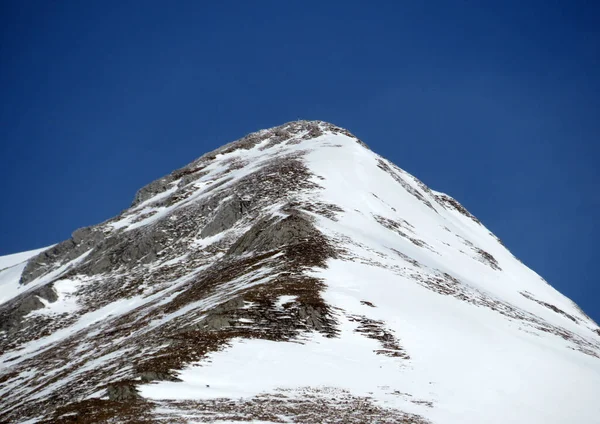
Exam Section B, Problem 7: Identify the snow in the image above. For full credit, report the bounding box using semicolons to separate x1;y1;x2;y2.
0;245;51;271
2;124;599;423
132;182;180;211
142;257;600;424
101;131;318;235
0;245;54;305
0;245;81;307
317;260;600;424
191;232;229;249
0;261;30;305
274;295;297;309
141;318;409;402
31;278;82;315
302;133;595;331
139;129;600;423
1;293;147;365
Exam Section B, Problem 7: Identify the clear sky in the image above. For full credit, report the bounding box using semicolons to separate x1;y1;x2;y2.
1;1;598;322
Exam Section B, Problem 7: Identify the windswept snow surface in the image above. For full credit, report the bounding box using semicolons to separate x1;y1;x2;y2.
141;130;600;423
1;121;599;423
0;245;53;305
0;246;52;271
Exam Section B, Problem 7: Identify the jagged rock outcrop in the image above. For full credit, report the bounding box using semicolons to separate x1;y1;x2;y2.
0;283;58;334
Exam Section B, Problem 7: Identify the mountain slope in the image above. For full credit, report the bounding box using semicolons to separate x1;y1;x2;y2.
1;121;599;423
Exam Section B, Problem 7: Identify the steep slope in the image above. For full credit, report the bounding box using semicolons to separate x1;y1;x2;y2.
1;121;599;423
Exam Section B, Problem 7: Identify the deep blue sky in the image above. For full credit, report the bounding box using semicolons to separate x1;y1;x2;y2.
1;1;598;322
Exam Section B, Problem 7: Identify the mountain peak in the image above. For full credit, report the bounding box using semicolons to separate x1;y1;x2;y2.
131;119;366;208
1;122;599;423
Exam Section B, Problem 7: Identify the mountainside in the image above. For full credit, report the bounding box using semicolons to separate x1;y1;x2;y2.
1;120;599;424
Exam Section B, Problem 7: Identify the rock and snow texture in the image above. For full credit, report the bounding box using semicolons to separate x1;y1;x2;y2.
1;120;599;423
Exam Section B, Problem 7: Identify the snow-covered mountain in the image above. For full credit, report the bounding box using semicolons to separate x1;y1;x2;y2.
1;121;599;423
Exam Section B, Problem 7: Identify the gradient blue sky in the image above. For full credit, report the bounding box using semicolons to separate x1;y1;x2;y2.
1;1;598;321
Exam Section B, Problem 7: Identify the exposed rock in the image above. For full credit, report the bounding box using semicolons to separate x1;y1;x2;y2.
197;298;246;331
130;120;364;210
132;177;175;207
475;248;502;271
228;212;318;256
0;283;57;334
2;120;597;424
200;196;252;238
435;193;481;225
348;314;410;359
521;291;579;323
106;382;142;401
136;371;181;383
376;159;436;211
19;227;103;285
